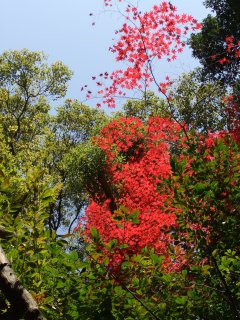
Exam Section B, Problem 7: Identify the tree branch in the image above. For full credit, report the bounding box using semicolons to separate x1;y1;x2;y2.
212;254;240;319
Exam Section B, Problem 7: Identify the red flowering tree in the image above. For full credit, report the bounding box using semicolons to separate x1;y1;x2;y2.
77;116;182;268
84;1;201;107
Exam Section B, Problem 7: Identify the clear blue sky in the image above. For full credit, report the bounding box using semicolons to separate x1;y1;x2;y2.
0;0;211;108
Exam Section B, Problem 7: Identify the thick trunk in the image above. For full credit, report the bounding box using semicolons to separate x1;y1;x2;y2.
0;245;47;320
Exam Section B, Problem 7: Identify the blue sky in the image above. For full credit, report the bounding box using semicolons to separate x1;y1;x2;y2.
0;0;211;109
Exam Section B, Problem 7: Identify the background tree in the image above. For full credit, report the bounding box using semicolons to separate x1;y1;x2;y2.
0;49;109;319
46;100;109;233
0;141;86;319
0;49;72;156
170;70;228;133
190;0;240;88
120;70;227;134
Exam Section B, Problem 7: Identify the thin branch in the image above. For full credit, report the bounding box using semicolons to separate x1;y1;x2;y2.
212;254;240;319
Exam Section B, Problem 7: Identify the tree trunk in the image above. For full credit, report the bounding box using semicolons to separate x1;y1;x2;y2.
0;245;47;320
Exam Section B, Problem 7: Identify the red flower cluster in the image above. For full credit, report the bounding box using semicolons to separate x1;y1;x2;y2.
78;117;181;267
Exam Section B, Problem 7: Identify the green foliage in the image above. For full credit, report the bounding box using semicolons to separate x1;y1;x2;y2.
0;133;85;319
74;241;234;320
0;48;109;233
170;70;227;133
0;49;72;99
119;91;169;122
0;49;72;156
168;133;240;318
46;100;109;232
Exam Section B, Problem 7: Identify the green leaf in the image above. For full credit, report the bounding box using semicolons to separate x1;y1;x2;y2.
90;227;100;240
